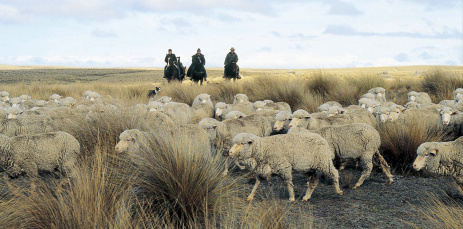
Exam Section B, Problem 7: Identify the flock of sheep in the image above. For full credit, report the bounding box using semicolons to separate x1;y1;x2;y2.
1;86;463;202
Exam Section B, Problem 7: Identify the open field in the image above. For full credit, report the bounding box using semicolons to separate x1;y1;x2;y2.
1;65;463;228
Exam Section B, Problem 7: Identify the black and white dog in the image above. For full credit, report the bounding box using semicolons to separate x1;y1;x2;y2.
147;87;161;99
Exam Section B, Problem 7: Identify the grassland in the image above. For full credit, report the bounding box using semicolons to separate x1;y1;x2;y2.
1;64;463;228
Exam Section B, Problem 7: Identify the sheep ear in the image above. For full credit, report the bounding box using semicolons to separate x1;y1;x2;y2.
452;111;459;115
247;139;253;144
212;124;218;129
430;150;437;156
339;109;346;114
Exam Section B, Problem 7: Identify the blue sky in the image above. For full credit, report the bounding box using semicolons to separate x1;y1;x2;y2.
0;0;461;68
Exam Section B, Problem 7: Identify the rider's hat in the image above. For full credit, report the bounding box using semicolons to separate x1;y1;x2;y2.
168;49;172;51
197;48;201;52
230;47;235;51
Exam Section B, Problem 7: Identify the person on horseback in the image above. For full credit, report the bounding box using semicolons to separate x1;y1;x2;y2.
187;48;207;80
224;47;240;78
164;49;180;78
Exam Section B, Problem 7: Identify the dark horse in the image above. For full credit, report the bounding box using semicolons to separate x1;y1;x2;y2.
189;64;206;85
165;57;182;83
224;62;240;81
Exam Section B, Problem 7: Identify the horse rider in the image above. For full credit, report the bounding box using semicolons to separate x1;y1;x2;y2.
224;47;239;77
187;48;207;80
164;49;180;78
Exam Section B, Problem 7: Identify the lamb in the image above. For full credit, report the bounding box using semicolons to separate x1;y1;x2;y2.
229;132;343;202
0;91;10;102
0;132;80;179
368;87;386;103
289;124;394;188
408;91;432;104
272;111;293;133
191;93;214;123
289;109;375;130
413;137;463;194
224;111;246;120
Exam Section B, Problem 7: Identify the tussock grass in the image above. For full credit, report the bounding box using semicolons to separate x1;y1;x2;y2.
410;193;463;229
422;69;463;102
378;118;445;172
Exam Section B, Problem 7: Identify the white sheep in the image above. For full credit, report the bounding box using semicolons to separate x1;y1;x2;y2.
454;88;463;101
61;97;77;108
289;109;375;130
233;94;249;104
318;101;342;113
0;91;10;102
214;101;255;120
156;96;172;104
5;107;23;119
358;98;373;109
147;101;163;112
0;132;80;179
229;132;343;202
272;111;293;133
224;111;247;120
367;87;386;103
199;115;273;175
162;102;192;125
19;95;31;102
9;97;22;108
361;93;375;101
439;100;455;107
404;101;421;109
253;101;266;111
191;93;214;123
408;91;432;104
413;136;463;194
454;100;463;112
262;100;291;112
290;124;394;188
437;107;463;137
49;94;62;103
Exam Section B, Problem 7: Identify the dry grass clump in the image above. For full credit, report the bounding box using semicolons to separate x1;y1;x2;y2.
0;151;142;229
421;69;463;102
410;193;463;229
378;118;445;172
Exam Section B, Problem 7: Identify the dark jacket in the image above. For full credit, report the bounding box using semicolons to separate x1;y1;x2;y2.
224;52;238;65
192;54;205;66
165;54;177;64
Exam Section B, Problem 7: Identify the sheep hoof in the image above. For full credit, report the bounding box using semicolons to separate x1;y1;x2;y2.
386;180;394;186
338;191;344;196
222;171;228;176
302;196;310;201
289;197;296;202
247;197;254;202
352;184;360;189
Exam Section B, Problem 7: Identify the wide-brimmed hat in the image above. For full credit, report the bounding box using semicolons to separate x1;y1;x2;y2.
230;47;235;51
197;48;201;52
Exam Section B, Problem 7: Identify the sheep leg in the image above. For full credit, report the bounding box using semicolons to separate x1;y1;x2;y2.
339;161;348;170
374;150;394;185
302;172;319;201
22;160;39;190
326;161;344;196
222;156;230;176
247;176;262;202
353;155;373;189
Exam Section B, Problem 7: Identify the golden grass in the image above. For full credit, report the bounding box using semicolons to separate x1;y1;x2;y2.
410;193;463;229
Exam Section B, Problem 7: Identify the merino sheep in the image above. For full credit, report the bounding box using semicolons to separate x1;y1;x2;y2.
272;111;293;133
0;91;10;102
224;111;246;120
358;98;373;109
454;100;463;112
199;115;273;174
19;95;31;102
156;96;172;104
318;101;342;113
9;97;22;108
408;91;432;104
147;101;163;112
289;109;375;130
0;132;80;179
454;88;463;100
413;137;463;193
191;94;214;123
437;107;463;137
141;111;176;128
214;101;255;120
374;107;390;123
253;101;266;111
49;94;62;103
361;93;375;101
116;127;210;162
5;107;23;119
290;124;394;188
262;100;292;112
229;132;343;202
61;97;77;108
368;87;386;103
404;101;421;109
233;94;249;104
162;102;192;125
439;100;455;107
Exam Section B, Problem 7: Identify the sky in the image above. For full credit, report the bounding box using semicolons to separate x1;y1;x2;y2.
0;0;462;69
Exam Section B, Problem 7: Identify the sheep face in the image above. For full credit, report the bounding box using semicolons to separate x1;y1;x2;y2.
6;107;22;119
438;107;458;126
225;111;245;120
233;94;249;104
253;101;266;111
50;94;62;102
455;94;463;103
0;91;9;102
214;102;227;117
147;101;163;112
413;143;441;172
362;93;375;100
289;110;311;128
9;98;21;107
408;91;419;102
115;130;139;153
19;95;31;102
229;133;256;158
158;96;172;104
198;118;220;141
194;94;212;106
273;111;292;131
387;106;405;122
327;106;344;117
375;109;389;123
